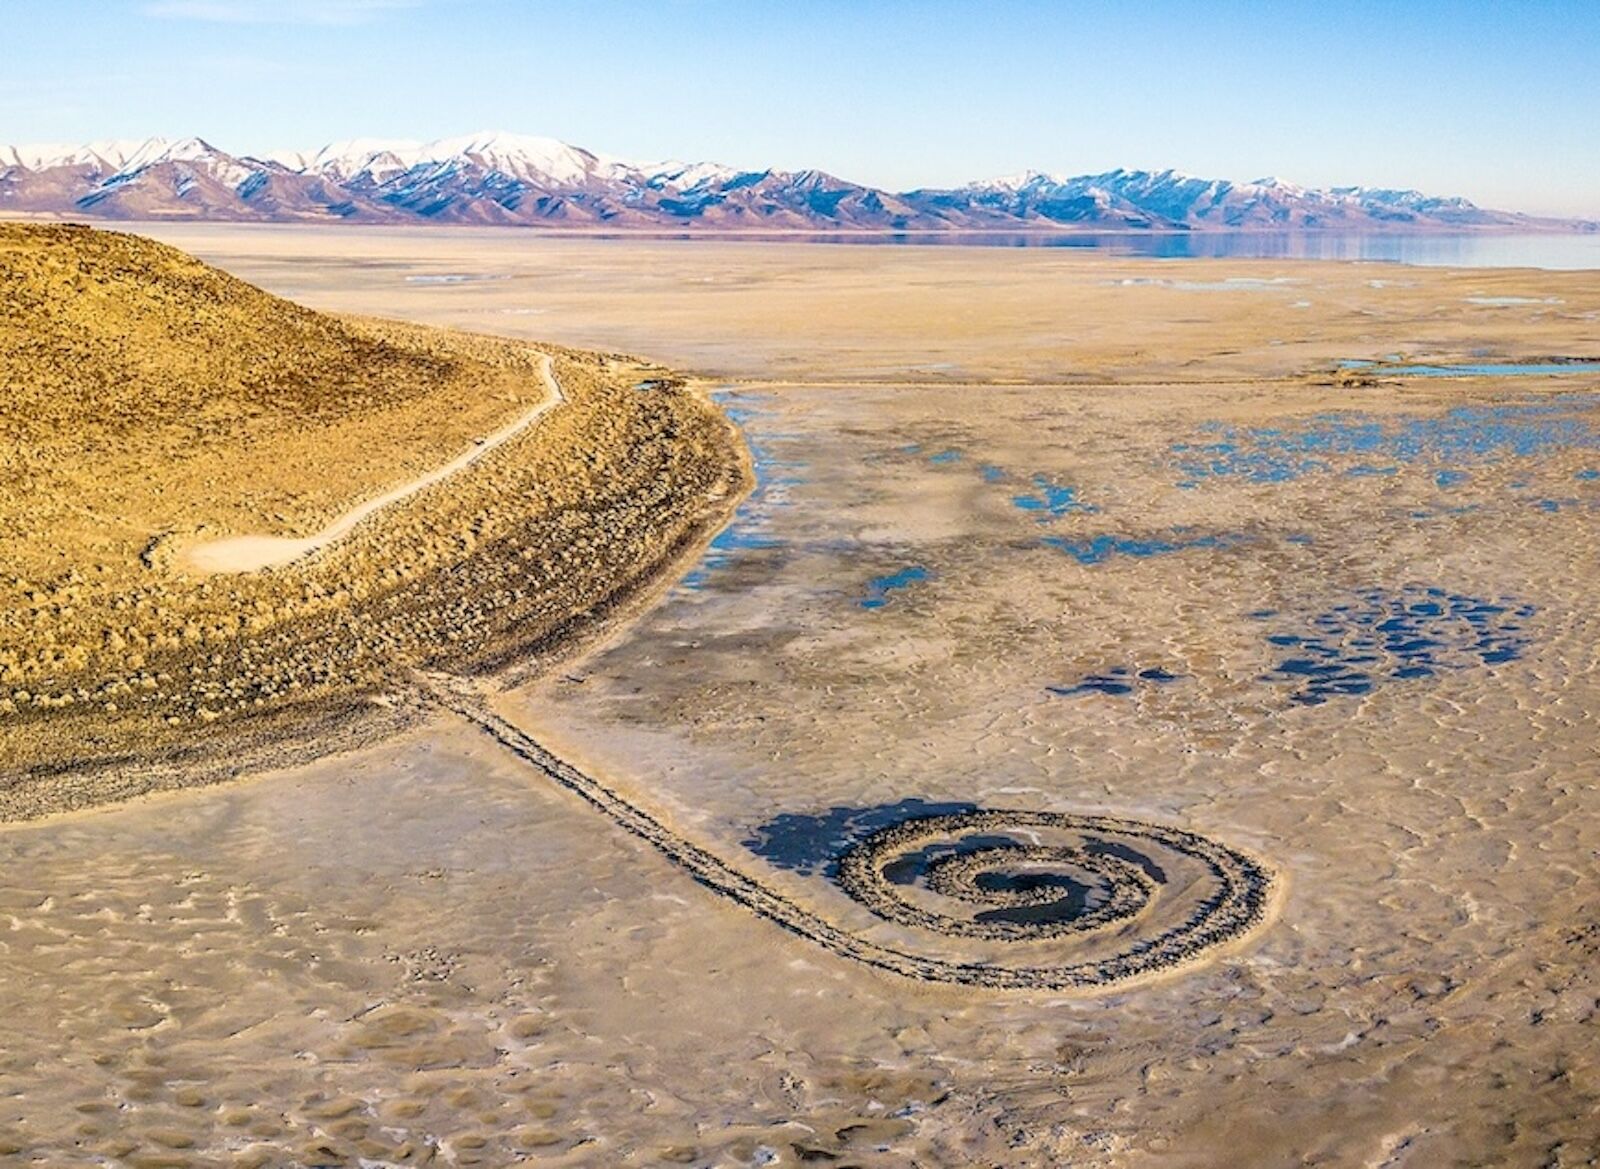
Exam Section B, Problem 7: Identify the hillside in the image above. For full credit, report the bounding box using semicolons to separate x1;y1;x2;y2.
3;133;1590;232
0;223;747;812
1;223;530;580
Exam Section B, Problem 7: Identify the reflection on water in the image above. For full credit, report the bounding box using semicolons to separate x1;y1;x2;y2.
1258;586;1535;705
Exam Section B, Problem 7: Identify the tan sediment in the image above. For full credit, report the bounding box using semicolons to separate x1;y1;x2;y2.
113;222;1600;386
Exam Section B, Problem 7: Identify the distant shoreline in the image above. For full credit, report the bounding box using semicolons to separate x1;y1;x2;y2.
3;209;1595;238
36;216;1600;271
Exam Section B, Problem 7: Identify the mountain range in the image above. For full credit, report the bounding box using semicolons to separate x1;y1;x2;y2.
1;131;1588;233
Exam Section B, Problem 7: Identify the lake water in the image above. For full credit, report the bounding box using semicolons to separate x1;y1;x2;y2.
614;231;1600;270
1356;361;1600;377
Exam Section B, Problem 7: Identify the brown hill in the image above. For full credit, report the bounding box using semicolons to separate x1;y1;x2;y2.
0;223;747;813
2;222;527;579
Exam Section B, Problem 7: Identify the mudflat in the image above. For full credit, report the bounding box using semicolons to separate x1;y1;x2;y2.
3;226;1599;1166
123;222;1600;382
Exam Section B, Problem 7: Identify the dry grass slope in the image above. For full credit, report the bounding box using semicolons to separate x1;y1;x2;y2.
0;224;749;815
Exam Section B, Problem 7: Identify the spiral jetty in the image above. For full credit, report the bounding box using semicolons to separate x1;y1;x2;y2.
428;675;1278;993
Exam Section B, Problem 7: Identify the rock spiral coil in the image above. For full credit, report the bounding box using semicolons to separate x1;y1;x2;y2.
430;679;1278;991
835;810;1275;985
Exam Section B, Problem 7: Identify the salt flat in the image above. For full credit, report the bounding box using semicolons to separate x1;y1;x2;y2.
117;223;1600;383
3;227;1598;1166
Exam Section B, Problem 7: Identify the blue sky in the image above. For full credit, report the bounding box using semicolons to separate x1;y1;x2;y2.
3;0;1597;216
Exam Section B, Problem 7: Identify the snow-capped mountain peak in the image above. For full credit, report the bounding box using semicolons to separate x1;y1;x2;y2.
967;169;1069;193
268;130;639;189
266;138;423;181
417;131;607;184
633;159;741;189
0;130;1563;231
5;138;176;173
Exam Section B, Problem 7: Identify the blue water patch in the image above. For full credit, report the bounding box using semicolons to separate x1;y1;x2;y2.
1174;394;1600;486
1048;665;1184;698
402;273;508;285
1578;469;1600;481
928;449;963;465
860;565;930;609
1260;586;1535;705
1042;530;1253;566
743;798;980;876
1171;434;1329;483
1012;475;1097;518
1347;360;1600;378
980;464;1007;483
680;394;801;591
1436;469;1471;488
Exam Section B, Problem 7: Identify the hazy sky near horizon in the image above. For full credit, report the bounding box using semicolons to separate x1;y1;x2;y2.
3;0;1597;217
